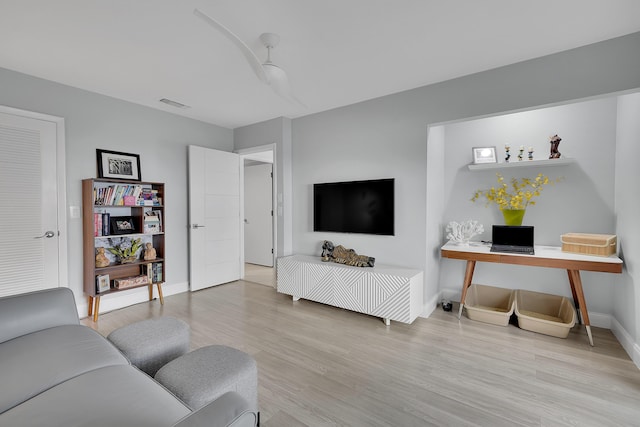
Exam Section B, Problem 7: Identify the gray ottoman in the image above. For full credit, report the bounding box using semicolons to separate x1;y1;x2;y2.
107;317;190;376
154;345;258;412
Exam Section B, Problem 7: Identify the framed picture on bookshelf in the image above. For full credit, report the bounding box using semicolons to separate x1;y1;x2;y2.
96;274;110;293
110;216;137;235
97;149;142;181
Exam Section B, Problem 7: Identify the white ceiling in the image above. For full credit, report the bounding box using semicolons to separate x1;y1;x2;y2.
2;1;640;129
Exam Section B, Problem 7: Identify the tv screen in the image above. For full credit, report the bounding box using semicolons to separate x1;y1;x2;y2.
313;178;394;236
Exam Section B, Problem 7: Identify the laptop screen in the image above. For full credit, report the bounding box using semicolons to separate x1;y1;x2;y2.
492;225;534;247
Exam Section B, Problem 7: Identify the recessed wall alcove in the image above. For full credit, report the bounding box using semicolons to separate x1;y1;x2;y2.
427;90;640;329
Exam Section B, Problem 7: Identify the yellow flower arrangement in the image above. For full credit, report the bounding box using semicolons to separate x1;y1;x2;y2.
471;173;557;210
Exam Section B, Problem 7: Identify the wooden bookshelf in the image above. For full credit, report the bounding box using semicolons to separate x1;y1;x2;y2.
82;178;165;321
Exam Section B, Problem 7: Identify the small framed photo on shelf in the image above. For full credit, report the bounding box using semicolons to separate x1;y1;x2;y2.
96;274;110;293
96;149;142;181
110;216;137;235
472;146;497;164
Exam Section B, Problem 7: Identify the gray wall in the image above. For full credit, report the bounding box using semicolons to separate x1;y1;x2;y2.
614;92;640;363
438;98;617;314
0;67;233;312
290;32;640;316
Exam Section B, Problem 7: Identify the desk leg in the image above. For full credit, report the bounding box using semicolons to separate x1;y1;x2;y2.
568;269;593;346
567;270;582;324
457;260;476;319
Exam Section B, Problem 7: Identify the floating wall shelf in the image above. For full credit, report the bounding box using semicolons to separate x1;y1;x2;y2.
468;158;575;171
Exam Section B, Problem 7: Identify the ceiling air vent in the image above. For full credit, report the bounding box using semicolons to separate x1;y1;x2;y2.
159;98;190;109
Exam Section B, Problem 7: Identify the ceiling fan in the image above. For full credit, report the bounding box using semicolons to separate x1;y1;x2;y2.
194;8;305;107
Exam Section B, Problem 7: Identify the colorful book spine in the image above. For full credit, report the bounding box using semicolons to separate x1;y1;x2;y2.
94;213;102;237
102;213;110;236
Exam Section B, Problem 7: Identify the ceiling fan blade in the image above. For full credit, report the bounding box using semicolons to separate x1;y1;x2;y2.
193;8;268;84
263;63;306;108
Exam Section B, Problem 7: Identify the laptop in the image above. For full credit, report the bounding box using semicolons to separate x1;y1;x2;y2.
490;225;535;255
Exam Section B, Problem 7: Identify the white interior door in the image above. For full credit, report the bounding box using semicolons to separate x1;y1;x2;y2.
188;145;241;291
0;111;60;296
244;163;273;267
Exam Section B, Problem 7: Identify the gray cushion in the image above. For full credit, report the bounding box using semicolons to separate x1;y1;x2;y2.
0;288;79;345
0;324;128;413
108;317;190;376
0;365;191;427
155;345;258;412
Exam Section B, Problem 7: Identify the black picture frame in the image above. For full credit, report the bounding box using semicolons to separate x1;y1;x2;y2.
110;216;137;235
97;149;142;181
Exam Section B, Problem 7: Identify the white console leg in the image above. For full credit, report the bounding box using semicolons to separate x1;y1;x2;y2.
292;296;300;302
383;318;390;326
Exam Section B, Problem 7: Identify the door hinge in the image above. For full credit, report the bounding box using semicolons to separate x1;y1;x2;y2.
271;248;274;254
270;172;273;178
271;210;273;216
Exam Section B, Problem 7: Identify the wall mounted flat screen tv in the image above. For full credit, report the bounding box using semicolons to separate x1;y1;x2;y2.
313;178;394;236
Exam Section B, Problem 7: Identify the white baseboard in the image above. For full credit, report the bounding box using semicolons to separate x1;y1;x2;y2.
420;292;440;318
611;316;640;369
587;312;611;329
77;282;189;319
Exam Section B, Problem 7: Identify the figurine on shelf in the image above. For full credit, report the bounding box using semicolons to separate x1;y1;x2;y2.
320;240;375;267
528;146;534;160
143;242;157;261
95;247;110;268
504;144;511;162
517;145;524;161
549;134;562;159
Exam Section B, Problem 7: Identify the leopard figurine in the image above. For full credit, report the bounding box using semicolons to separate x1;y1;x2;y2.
320;240;375;267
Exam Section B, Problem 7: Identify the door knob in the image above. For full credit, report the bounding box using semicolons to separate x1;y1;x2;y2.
34;231;56;239
192;224;205;229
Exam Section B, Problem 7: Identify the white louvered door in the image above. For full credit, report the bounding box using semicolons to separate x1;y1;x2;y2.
0;112;59;296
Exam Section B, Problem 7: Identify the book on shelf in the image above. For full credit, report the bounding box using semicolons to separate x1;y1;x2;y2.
143;211;161;234
154;262;163;282
94;184;145;206
96;274;110;293
93;213;102;237
143;262;163;283
94;212;111;236
102;212;110;236
113;275;149;289
152;210;162;230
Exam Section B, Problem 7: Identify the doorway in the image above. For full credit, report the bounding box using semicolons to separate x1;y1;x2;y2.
238;145;277;287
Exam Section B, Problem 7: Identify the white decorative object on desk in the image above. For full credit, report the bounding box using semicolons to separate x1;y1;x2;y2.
446;220;484;245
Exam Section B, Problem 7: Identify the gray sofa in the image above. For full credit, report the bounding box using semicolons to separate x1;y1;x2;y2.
0;287;258;427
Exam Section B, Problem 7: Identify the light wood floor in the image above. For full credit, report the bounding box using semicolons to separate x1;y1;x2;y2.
82;281;640;427
243;263;276;287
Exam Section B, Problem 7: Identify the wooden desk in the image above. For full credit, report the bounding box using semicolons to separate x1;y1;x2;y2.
441;242;623;346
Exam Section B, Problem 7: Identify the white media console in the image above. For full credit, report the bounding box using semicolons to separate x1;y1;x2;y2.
277;255;424;325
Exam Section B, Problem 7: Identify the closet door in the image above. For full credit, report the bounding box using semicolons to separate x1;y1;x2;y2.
0;111;61;296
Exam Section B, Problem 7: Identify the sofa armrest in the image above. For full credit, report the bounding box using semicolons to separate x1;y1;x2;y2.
172;392;258;427
0;288;80;344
